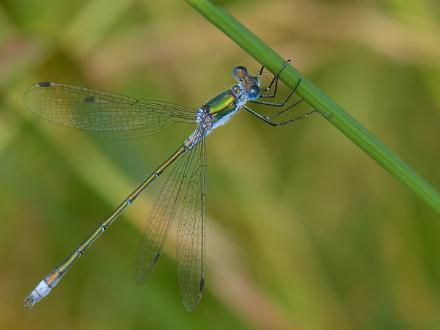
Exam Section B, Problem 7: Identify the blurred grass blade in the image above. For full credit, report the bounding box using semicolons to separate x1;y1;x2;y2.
186;0;440;215
62;0;135;55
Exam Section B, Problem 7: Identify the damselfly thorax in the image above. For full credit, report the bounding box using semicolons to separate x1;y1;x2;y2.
186;66;261;149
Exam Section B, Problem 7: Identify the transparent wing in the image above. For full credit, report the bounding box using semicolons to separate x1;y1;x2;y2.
135;146;192;283
24;82;197;139
135;130;206;312
176;135;206;311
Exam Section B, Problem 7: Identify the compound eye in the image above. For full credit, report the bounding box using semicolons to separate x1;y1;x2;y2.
247;85;260;100
232;66;248;81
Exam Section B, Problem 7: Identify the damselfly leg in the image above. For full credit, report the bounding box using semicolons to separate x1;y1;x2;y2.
245;60;315;126
257;59;291;98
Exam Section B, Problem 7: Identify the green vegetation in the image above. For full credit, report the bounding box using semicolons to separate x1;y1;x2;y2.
0;1;439;329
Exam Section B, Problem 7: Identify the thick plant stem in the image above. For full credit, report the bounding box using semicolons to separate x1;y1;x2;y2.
186;0;440;215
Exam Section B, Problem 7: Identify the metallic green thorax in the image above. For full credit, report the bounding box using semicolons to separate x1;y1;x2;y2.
206;90;236;121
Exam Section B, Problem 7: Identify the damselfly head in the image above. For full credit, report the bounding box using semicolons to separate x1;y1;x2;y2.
232;66;249;81
232;66;260;100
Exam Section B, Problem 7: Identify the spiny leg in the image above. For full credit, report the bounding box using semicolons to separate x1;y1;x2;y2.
257;59;291;82
245;78;317;126
244;105;315;127
258;59;291;99
257;67;278;97
251;78;302;108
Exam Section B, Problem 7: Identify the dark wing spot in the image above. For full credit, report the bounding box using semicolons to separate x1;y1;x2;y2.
83;95;95;103
153;251;161;265
199;276;205;293
37;81;52;87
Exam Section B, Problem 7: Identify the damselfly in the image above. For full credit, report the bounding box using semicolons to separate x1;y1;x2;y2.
23;63;313;311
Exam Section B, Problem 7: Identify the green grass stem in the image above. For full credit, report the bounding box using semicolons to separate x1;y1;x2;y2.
186;0;440;215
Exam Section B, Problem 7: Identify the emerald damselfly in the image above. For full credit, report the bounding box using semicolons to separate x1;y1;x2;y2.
23;63;313;311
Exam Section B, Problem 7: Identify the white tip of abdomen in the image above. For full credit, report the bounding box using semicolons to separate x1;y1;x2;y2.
24;280;52;309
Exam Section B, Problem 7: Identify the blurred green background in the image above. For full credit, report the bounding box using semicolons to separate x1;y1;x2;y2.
1;0;440;329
